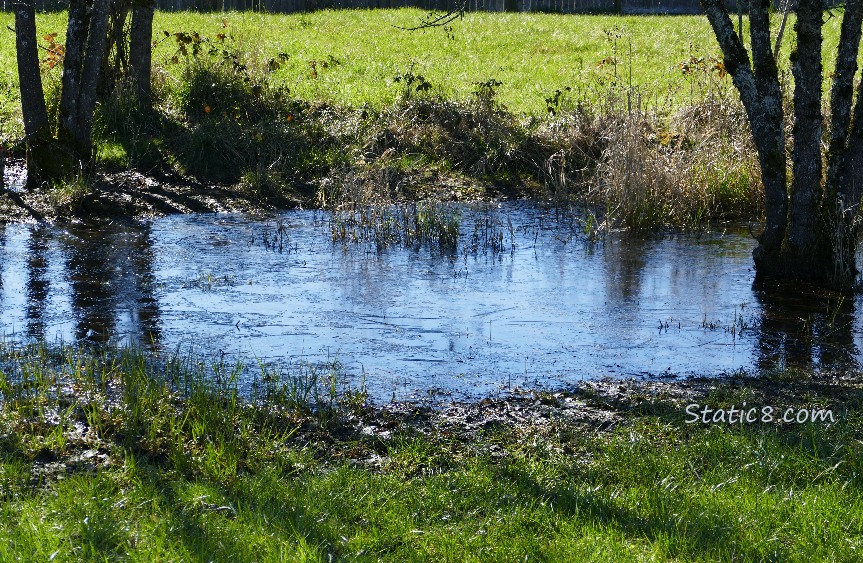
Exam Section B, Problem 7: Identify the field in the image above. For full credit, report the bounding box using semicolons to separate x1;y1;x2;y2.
0;345;860;560
0;7;853;139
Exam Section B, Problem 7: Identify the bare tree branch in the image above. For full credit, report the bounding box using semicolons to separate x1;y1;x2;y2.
394;3;467;32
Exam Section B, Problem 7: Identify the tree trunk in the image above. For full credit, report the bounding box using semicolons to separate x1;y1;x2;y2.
825;0;863;201
130;1;155;108
75;0;111;158
783;0;823;266
15;0;75;185
58;0;111;165
14;0;49;140
747;0;788;269
702;0;862;291
60;0;90;147
702;0;788;269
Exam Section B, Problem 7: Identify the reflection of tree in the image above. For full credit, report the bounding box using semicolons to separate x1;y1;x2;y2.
66;224;118;343
131;223;161;348
64;222;161;348
26;225;50;340
603;235;648;302
753;279;858;371
0;226;4;300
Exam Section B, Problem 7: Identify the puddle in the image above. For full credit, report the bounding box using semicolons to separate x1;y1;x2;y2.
0;203;859;401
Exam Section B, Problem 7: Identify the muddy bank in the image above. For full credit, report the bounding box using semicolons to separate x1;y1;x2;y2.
0;161;310;223
0;159;526;224
25;369;860;485
310;370;856;466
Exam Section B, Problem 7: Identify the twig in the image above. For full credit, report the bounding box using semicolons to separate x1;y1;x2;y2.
393;2;467;31
773;0;792;60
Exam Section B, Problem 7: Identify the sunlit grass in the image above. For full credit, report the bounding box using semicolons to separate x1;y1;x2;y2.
0;9;849;227
0;7;853;135
0;343;861;559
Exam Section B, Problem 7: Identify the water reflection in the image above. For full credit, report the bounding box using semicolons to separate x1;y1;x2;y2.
0;206;860;400
131;223;161;348
753;278;858;370
60;222;162;348
0;225;4;309
603;235;649;302
26;226;50;340
65;224;121;342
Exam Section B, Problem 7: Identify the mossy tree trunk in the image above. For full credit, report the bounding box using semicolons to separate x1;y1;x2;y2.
701;0;863;292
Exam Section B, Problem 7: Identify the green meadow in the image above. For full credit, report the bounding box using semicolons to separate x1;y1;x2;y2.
0;7;852;135
0;345;860;560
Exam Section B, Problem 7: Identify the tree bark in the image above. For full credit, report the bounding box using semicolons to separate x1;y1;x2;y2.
834;0;863;209
702;0;787;267
842;102;863;207
14;0;49;140
60;0;90;146
130;0;155;108
74;0;111;158
747;0;788;269
785;0;823;262
14;0;61;185
827;0;863;162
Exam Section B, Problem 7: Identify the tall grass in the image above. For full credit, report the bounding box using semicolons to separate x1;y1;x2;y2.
590;92;762;229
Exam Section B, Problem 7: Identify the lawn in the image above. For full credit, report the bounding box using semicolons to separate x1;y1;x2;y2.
0;7;853;138
0;344;861;560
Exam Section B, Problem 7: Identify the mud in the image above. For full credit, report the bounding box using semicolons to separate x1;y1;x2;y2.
0;161;514;224
0;161;313;223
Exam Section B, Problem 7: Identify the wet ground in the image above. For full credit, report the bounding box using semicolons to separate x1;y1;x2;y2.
1;201;860;402
0;161;310;223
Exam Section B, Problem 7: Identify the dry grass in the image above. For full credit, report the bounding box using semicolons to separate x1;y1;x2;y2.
525;87;762;231
591;96;762;229
311;88;762;234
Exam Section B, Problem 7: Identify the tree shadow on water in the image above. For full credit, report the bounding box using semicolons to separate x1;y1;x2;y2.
62;221;162;349
25;225;50;340
752;277;860;373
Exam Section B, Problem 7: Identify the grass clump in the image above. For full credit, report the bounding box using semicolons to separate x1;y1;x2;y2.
327;199;462;251
589;93;762;229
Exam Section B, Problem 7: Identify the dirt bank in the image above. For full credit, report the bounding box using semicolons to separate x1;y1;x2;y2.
0;161;315;223
0;160;530;224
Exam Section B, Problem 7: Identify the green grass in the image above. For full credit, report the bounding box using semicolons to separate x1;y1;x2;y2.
151;10;726;112
0;343;861;560
0;7;853;129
